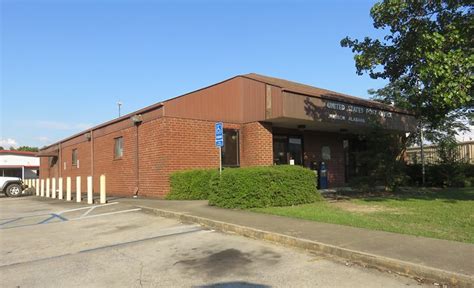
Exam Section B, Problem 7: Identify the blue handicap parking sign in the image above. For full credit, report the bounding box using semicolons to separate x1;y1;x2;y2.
215;122;223;147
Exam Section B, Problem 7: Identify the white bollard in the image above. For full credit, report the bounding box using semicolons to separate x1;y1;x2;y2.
76;176;81;203
58;177;63;200
35;179;40;196
28;179;32;187
100;174;106;204
66;177;72;201
40;179;45;197
87;176;93;204
46;178;50;198
52;178;56;199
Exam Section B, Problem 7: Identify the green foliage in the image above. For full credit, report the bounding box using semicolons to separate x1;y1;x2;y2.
209;165;321;209
166;169;218;200
253;187;474;243
6;146;39;152
349;125;408;190
16;146;39;152
341;0;473;134
406;162;474;187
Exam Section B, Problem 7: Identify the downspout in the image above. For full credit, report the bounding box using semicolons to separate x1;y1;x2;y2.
58;143;62;178
131;114;142;196
90;129;94;191
135;122;140;195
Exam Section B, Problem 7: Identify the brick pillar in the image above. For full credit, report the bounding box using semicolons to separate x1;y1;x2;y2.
241;121;273;167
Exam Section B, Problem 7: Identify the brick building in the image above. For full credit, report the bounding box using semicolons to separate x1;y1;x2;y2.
38;73;416;197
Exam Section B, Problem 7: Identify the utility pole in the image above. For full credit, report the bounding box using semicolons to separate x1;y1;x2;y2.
117;101;122;117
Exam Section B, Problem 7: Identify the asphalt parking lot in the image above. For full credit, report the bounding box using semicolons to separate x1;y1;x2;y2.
0;196;427;288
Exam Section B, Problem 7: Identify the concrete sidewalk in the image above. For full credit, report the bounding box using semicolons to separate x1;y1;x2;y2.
118;198;474;287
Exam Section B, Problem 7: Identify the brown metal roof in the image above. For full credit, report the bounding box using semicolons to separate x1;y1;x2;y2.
241;73;412;115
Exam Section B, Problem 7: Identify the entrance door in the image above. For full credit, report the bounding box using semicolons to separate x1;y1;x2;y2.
288;137;303;165
273;135;303;165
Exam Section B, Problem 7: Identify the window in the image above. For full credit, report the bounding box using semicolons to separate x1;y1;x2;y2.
114;137;124;159
72;149;78;166
221;129;239;167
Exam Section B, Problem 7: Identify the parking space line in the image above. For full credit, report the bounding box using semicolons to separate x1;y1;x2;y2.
0;227;203;268
0;217;22;226
79;206;97;218
69;208;142;221
56;202;119;215
38;213;68;224
79;226;202;253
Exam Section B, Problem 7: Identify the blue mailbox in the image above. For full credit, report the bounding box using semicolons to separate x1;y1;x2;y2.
319;161;328;189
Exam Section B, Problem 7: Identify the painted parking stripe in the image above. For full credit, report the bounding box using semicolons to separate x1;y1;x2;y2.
38;213;68;224
0;202;119;222
69;208;142;221
0;227;203;268
0;217;22;226
56;202;119;215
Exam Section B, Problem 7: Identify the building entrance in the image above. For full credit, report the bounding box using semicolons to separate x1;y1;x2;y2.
273;135;303;165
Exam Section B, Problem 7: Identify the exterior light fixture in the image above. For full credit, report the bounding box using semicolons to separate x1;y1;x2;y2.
84;132;92;141
131;114;143;124
297;125;306;131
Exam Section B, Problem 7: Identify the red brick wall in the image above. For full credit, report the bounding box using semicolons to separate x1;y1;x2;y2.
93;126;137;196
59;138;92;193
39;157;59;179
303;131;346;187
39;116;346;198
241;121;273;167
137;117;242;198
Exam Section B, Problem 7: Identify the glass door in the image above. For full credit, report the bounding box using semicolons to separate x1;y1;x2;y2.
288;137;303;165
273;135;303;165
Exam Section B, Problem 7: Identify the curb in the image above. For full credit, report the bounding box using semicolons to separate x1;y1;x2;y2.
138;205;473;288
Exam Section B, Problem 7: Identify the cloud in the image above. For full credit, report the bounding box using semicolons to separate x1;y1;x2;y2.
36;121;93;131
0;138;18;148
36;136;51;143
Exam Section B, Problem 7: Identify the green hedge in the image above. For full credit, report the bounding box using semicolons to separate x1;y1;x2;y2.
166;169;218;200
406;163;474;187
209;165;321;208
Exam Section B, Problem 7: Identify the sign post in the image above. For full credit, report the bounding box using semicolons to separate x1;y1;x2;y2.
215;122;224;175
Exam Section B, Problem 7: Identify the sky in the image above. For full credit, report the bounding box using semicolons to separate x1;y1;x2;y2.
2;0;469;148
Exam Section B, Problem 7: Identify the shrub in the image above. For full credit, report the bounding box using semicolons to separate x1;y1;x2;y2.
406;163;474;187
208;165;321;209
166;169;218;200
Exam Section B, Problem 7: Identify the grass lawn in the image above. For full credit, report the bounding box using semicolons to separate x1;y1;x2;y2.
251;188;474;243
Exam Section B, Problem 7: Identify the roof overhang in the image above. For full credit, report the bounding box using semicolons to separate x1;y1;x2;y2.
36;146;59;157
267;91;417;133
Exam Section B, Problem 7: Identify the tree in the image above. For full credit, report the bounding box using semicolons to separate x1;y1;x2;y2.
16;146;39;152
0;146;4;150
7;146;39;152
341;0;473;139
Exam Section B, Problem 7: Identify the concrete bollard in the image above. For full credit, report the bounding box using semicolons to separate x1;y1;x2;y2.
46;178;50;198
100;174;106;204
40;179;45;197
66;177;72;201
76;176;81;203
87;176;93;204
58;177;63;200
36;179;40;196
52;178;56;199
